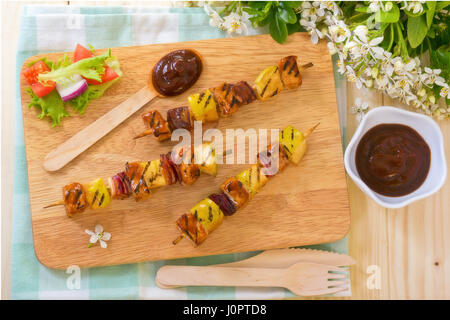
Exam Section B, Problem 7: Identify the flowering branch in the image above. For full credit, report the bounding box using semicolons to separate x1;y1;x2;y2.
202;1;450;118
298;1;449;118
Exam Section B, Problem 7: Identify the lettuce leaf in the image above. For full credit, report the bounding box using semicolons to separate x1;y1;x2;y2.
26;88;69;127
68;58;122;114
68;77;120;114
38;49;111;83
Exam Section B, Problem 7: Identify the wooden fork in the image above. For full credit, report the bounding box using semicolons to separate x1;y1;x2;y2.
156;262;350;296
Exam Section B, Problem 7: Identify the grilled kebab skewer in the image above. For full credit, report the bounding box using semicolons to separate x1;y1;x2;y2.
134;56;313;141
44;143;218;217
173;123;319;246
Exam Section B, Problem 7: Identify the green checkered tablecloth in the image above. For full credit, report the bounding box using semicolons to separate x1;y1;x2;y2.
12;6;349;299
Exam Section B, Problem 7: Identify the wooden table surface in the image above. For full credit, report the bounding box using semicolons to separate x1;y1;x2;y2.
2;0;449;300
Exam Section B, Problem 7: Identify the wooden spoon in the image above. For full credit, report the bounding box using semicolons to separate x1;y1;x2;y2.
43;49;203;172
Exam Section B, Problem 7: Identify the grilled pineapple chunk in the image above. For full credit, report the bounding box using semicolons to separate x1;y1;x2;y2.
85;178;111;209
194;142;218;176
254;66;283;100
236;164;268;196
279;125;307;164
190;198;224;234
188;89;219;122
143;159;167;189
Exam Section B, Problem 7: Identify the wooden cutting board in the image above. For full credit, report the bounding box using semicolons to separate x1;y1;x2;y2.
20;33;350;269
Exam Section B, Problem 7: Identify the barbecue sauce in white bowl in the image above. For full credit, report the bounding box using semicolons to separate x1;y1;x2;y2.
355;123;431;197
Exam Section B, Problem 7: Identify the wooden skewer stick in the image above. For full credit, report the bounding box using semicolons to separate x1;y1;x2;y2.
304;122;320;138
299;62;314;71
172;233;185;245
133;129;154;140
43;200;64;209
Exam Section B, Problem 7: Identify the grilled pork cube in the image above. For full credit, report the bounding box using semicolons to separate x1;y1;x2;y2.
220;177;250;209
210;82;240;116
278;56;302;89
85;178;112;209
188;89;219;122
125;162;152;201
253;66;283;100
209;192;237;216
231;81;257;105
170;143;195;165
108;172;132;200
141;110;172;141
179;162;201;185
194;142;218;176
257;143;290;176
143;159;167;189
236;164;268;196
279;125;307;164
175;213;209;246
62;182;87;216
167;106;195;132
190;198;224;235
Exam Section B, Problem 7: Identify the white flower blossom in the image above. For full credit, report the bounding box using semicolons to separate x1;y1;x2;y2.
204;4;226;31
222;12;248;36
301;1;325;18
322;1;341;16
402;1;426;14
351;98;370;122
300;16;323;44
422;67;447;87
85;224;111;248
328;20;351;43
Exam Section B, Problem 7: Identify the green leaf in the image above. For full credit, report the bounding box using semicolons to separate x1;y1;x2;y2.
263;2;273;13
287;21;301;35
436;1;450;11
26;57;54;68
407;15;428;48
242;7;262;16
69;78;120;114
26;88;69;127
282;1;301;9
355;6;369;13
68;58;122;114
426;1;436;28
278;6;297;24
39;49;112;83
248;1;267;10
375;4;400;23
269;11;288;44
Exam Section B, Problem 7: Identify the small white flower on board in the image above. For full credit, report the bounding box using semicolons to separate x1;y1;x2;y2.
85;224;111;248
351;98;370;123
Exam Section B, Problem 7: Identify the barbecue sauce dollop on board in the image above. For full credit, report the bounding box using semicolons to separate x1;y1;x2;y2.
151;49;203;96
355;124;430;197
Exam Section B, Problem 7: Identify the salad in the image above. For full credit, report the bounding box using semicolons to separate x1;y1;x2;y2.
23;44;123;127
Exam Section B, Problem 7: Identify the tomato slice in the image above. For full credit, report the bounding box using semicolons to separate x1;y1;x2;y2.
31;82;56;98
85;65;119;85
73;44;94;62
23;60;50;84
73;44;119;85
22;60;56;97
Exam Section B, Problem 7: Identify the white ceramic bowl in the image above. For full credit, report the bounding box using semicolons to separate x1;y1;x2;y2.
344;106;447;209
